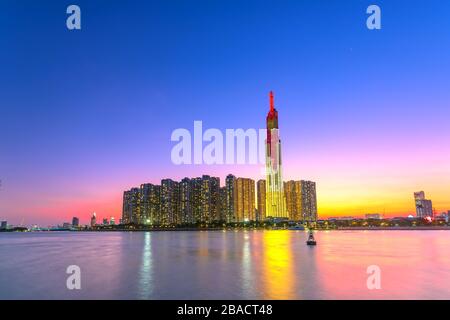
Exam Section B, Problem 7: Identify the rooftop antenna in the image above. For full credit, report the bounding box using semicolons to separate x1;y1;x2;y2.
269;91;275;112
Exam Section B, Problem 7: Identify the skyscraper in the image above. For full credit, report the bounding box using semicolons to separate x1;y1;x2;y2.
90;212;97;227
219;186;227;222
284;180;317;222
161;179;180;226
235;178;256;222
122;187;140;224
265;91;287;218
284;180;301;221
257;179;266;221
414;191;433;218
140;183;161;225
300;180;318;222
179;178;194;224
225;174;237;223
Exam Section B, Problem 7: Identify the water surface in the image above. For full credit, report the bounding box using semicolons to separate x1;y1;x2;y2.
0;230;449;299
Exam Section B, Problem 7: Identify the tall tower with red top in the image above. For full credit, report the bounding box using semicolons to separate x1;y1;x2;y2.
265;91;287;218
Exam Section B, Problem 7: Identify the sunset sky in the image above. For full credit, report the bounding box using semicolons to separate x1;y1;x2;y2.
1;0;449;225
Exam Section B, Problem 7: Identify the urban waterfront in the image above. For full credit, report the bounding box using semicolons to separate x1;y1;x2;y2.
1;230;450;300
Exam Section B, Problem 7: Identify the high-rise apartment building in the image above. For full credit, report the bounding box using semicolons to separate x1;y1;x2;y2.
179;178;193;224
284;180;317;222
122;188;140;224
225;174;237;222
300;180;318;222
284;180;301;221
161;179;180;225
257;179;266;221
236;178;255;222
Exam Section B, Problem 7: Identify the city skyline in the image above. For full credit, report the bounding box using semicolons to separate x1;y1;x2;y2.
1;1;450;225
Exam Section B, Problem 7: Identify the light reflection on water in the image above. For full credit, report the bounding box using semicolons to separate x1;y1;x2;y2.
1;230;450;299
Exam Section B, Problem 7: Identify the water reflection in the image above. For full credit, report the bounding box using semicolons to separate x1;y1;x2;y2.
262;231;295;299
138;232;153;298
241;231;252;295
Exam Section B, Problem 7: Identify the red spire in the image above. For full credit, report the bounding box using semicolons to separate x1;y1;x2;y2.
269;91;274;112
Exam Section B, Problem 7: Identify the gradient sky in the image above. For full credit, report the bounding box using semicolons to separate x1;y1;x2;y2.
1;0;449;225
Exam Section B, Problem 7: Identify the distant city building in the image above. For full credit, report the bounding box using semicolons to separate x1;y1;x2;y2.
179;178;193;224
200;175;221;223
284;180;301;221
102;218;108;225
235;178;255;222
284;180;317;222
160;179;180;226
414;191;433;218
265;91;287;218
1;221;7;230
90;212;97;227
140;183;161;225
225;174;237;223
122;188;140;224
365;213;383;220
257;179;266;221
300;181;318;222
62;222;71;229
72;217;79;227
110;216;115;225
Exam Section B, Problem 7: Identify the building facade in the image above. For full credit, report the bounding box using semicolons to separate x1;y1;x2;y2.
161;179;180;225
225;174;237;222
235;178;255;222
284;180;301;221
257;179;266;221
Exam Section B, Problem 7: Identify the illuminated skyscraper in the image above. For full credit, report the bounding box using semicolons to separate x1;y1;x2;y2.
284;180;317;222
161;179;179;225
122;188;140;224
219;186;227;222
284;180;301;221
140;183;160;225
256;179;266;221
265;91;287;218
179;178;193;224
236;178;255;222
225;174;237;222
300;180;318;222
